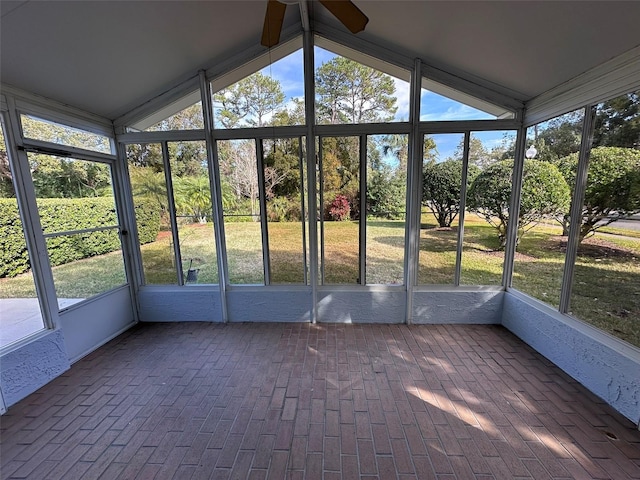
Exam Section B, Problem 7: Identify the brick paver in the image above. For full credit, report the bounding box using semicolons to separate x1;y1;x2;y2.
1;322;639;479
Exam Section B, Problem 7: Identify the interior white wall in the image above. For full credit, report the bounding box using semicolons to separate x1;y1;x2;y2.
59;287;136;363
502;291;640;424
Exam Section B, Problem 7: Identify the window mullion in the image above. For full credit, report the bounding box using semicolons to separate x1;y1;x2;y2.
454;132;471;286
559;105;596;313
298;137;309;285
256;139;271;285
359;135;367;285
161;141;184;285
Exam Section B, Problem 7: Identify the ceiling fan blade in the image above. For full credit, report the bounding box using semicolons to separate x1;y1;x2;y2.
261;0;287;47
318;0;369;34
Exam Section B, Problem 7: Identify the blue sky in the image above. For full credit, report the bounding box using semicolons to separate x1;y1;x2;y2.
258;47;510;159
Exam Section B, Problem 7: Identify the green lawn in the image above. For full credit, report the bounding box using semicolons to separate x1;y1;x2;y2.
2;215;638;347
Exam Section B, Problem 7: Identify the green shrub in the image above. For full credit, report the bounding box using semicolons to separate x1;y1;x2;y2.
553;146;640;240
0;200;30;277
0;197;160;278
135;198;162;244
467;159;570;248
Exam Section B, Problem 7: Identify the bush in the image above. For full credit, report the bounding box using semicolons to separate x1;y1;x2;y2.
0;200;30;277
267;197;302;222
134;198;162;244
422;160;479;227
327;194;351;221
0;197;161;278
553;146;640;240
467;159;570;248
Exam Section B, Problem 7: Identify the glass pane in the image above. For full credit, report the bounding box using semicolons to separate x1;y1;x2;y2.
263;137;306;284
315;47;409;124
168;141;218;284
570;91;640;348
366;135;406;284
213;49;304;129
126;143;177;284
512;110;583;307
321;136;360;284
0;122;47;347
28;153;127;308
462;131;517;285
21;114;111;154
46;231;126;301
418;133;465;284
218;139;264;284
420;79;514;121
146;101;204;131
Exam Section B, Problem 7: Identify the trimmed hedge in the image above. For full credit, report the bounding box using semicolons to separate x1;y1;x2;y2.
0;197;160;278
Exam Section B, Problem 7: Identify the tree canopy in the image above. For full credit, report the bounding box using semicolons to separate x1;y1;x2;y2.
316;56;397;124
554;146;640;240
467;159;570;247
422;160;480;227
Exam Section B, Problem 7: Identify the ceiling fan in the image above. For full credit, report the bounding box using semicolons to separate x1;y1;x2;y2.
261;0;369;48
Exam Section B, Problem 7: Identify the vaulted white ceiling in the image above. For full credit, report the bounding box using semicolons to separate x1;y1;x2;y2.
2;1;639;121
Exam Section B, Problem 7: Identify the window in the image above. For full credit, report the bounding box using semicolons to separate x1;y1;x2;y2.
29;153;127;308
420;79;515;121
218;139;265;284
462;131;516;285
146;102;204;132
512;110;584;307
263;137;308;284
319;135;407;285
0;121;47;347
21;114;112;154
419;133;465;284
127;143;177;284
127;141;219;285
366;135;407;284
569;91;640;347
315;47;410;124
320;136;360;283
212;49;305;129
169;141;217;284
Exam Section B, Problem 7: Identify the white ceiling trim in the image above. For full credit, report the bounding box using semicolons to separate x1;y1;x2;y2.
2;84;114;137
525;45;640;126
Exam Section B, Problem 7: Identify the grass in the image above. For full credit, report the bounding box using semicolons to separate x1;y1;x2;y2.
2;214;638;347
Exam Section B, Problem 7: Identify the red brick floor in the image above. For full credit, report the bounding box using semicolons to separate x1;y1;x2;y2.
1;323;639;479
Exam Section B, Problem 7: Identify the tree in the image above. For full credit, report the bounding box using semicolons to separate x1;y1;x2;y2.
173;176;212;224
593;90;640;149
453;136;493;169
467;159;570;248
315;57;397;124
128;166;169;218
147;103;204;131
213;72;286;128
554;147;640;241
422;160;480;227
29;154;112;198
